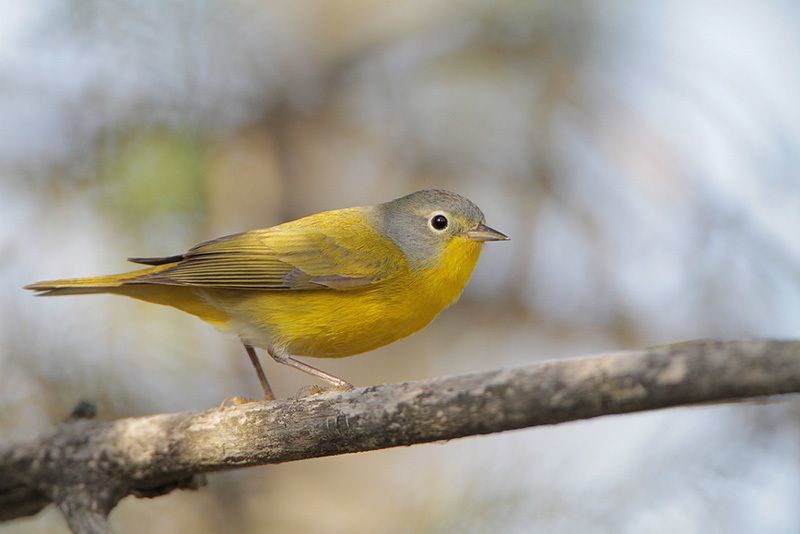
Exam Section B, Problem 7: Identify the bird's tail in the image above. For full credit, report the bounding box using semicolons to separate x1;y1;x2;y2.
24;266;168;296
24;265;230;326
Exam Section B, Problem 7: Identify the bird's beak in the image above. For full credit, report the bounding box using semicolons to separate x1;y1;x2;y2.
465;223;510;242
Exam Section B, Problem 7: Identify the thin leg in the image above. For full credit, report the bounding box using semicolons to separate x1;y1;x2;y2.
267;346;354;389
243;344;275;400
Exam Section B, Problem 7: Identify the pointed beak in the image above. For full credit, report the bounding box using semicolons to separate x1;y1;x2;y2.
465;223;510;242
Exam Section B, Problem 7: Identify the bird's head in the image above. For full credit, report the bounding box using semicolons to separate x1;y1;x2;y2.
375;189;508;265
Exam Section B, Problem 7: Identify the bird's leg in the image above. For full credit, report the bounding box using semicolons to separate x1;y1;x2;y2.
243;343;275;400
267;346;354;390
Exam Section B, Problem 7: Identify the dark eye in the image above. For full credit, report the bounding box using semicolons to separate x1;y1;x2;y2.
430;214;448;231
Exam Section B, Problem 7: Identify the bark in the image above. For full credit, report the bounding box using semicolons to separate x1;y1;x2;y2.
1;339;799;532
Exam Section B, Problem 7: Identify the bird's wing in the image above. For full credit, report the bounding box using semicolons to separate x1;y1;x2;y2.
129;209;401;290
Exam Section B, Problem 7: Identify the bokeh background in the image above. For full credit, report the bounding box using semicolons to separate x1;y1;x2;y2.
2;1;800;532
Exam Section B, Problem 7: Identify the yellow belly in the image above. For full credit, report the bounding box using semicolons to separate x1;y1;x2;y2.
203;237;483;357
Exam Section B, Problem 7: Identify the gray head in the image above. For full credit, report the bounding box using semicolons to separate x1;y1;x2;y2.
374;189;508;263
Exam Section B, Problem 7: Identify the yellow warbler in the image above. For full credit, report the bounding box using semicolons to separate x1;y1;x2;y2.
26;189;508;399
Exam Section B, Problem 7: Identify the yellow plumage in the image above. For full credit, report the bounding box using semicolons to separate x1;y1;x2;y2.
25;190;507;398
208;233;483;358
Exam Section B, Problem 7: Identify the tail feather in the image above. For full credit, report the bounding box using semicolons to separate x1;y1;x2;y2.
127;254;185;266
24;266;170;295
24;265;230;325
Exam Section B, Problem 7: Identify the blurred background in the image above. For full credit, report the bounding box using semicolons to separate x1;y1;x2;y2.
2;1;800;532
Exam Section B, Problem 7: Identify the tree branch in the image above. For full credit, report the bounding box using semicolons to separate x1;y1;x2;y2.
2;339;800;532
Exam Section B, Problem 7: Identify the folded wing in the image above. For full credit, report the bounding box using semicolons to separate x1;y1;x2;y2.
129;209;400;291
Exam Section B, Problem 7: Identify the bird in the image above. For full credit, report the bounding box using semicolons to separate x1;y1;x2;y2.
25;189;509;399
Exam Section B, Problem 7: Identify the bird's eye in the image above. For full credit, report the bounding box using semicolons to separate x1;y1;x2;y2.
430;214;449;231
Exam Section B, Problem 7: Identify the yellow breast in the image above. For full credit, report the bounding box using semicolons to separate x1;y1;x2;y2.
208;236;484;357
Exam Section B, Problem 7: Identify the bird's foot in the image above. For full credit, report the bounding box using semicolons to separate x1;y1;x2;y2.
295;383;355;398
218;395;259;409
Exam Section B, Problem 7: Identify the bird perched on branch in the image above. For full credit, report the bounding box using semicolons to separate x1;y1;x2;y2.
26;189;508;399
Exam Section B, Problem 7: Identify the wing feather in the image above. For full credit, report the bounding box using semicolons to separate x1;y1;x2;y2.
129;208;401;291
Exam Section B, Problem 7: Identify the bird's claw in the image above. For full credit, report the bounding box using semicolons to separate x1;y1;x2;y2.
218;395;258;409
295;383;354;398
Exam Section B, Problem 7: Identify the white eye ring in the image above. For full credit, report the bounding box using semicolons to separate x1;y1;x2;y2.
429;211;449;232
